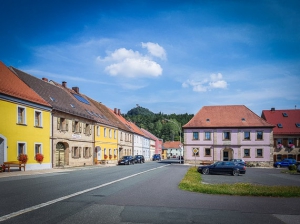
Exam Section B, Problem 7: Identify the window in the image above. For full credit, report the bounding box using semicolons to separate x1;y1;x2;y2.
277;123;283;128
34;110;42;127
256;149;263;157
96;126;100;136
244;131;250;140
120;132;123;141
17;106;26;124
205;148;211;156
296;123;300;128
18;142;26;155
223;131;231;140
282;112;288;117
104;128;107;137
83;147;91;158
57;118;69;131
193;132;199;140
114;130;116;139
256;131;263;140
35;143;42;155
288;154;293;159
109;129;112;138
276;154;282;161
204;132;211;140
277;138;282;144
72;121;81;133
288;138;294;144
192;148;199;156
244;149;250;157
72;146;81;158
84;123;92;136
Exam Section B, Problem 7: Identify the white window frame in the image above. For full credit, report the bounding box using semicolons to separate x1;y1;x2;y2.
223;131;231;140
114;130;116;139
34;110;43;127
34;143;43;156
97;126;100;136
204;132;211;140
17;105;27;125
109;129;112;138
17;141;27;156
104;128;107;137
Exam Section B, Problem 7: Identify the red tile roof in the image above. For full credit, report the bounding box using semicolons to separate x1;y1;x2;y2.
163;141;181;149
183;105;274;128
141;128;159;141
0;62;50;107
262;109;300;135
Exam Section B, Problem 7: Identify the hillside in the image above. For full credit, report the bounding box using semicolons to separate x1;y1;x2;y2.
124;106;194;142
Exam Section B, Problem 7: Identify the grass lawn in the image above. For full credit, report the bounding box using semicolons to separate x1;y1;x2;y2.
178;167;300;197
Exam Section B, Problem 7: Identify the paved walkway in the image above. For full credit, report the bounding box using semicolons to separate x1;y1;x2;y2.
0;164;117;178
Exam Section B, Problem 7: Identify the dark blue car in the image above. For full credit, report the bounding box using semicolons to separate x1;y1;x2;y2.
152;154;161;161
273;159;296;168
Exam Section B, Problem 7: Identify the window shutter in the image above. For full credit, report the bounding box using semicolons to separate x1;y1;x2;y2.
72;121;75;132
71;147;74;157
57;118;61;130
79;122;82;133
66;119;69;131
83;125;86;135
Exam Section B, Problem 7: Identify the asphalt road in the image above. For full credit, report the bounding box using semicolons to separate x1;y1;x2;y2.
0;163;299;224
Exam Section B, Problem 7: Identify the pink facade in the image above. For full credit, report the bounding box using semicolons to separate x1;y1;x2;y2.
184;128;273;165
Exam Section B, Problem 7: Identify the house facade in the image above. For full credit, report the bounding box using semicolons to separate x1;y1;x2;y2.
0;62;52;170
141;128;162;160
183;105;275;166
261;108;300;162
163;141;182;159
11;67;98;167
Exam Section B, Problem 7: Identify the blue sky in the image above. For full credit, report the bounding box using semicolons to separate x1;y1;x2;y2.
1;0;300;116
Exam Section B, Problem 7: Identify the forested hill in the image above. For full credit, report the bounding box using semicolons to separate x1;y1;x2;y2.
123;106;194;142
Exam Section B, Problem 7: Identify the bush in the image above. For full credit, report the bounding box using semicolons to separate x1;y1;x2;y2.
288;164;296;171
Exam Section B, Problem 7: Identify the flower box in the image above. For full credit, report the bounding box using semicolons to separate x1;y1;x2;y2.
35;153;44;163
104;154;108;159
288;144;295;149
18;154;28;164
277;144;283;149
109;155;112;159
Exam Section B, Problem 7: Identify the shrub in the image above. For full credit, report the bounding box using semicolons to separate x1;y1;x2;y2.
288;164;296;171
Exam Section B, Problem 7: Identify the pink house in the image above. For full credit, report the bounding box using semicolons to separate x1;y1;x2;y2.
183;105;275;166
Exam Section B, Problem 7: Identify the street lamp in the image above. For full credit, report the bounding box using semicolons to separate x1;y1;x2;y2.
164;118;183;164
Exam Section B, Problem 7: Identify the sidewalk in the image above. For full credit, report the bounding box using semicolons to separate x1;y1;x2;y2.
0;164;116;178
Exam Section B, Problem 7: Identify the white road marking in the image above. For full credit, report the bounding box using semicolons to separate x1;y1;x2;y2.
0;165;170;222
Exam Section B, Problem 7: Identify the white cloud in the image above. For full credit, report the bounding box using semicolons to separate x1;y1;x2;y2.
105;58;162;77
97;47;163;78
141;42;167;60
182;73;227;92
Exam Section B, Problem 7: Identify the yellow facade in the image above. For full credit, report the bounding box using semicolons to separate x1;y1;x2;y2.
94;124;118;162
0;99;51;170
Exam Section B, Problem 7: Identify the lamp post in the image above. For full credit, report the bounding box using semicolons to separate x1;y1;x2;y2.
164;118;183;164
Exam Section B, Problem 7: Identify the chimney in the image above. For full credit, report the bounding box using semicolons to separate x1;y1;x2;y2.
72;87;79;93
42;78;48;82
271;107;275;111
114;108;117;114
62;81;67;88
118;109;121;115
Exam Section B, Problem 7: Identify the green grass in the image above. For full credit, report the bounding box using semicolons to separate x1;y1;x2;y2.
178;167;300;197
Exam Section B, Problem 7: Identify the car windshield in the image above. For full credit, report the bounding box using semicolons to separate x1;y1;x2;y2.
122;156;130;160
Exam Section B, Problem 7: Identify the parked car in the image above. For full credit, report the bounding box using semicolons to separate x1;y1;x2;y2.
273;159;297;168
197;161;246;176
134;155;145;163
118;156;135;165
152;154;161;161
230;159;246;166
296;162;300;173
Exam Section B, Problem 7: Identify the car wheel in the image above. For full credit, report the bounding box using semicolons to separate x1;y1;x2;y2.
277;164;280;168
202;168;209;175
232;169;240;176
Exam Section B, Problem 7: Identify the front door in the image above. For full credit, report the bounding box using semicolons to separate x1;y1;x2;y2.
97;147;101;160
56;142;65;167
223;151;229;161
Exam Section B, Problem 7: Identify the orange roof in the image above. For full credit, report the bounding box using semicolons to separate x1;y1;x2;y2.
262;108;300;135
0;61;50;107
183;105;274;128
163;141;181;149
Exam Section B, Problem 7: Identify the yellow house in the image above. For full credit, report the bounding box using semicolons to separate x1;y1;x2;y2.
88;98;119;163
0;62;52;170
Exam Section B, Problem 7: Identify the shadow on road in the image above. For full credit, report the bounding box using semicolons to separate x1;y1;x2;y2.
157;159;184;164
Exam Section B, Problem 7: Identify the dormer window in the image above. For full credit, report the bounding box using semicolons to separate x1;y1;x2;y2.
206;118;210;122
282;112;288;117
296;123;300;128
277;123;283;128
242;118;245;121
